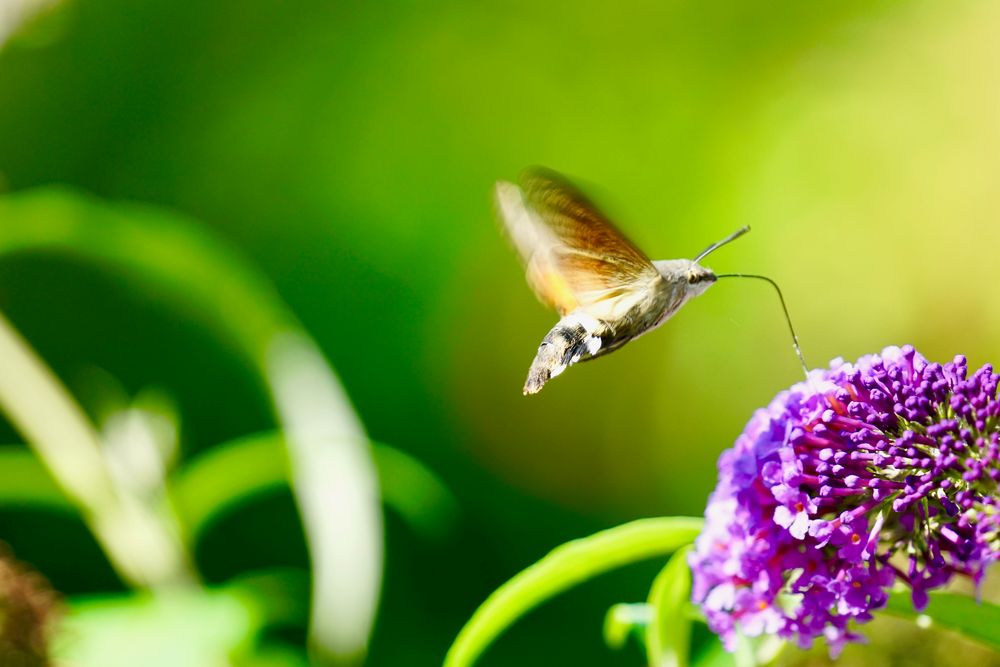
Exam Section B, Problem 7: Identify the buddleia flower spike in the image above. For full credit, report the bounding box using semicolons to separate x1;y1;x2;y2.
690;345;1000;655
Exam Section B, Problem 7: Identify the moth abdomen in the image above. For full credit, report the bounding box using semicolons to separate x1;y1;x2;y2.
523;315;604;395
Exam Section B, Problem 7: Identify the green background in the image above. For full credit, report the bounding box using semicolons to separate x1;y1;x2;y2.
1;0;999;664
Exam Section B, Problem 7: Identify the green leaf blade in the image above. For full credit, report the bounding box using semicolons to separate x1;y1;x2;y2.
882;590;1000;650
646;545;693;667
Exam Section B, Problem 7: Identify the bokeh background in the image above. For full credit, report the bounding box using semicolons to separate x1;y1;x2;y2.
0;0;999;665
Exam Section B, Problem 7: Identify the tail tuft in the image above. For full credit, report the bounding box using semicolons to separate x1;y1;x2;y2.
522;341;565;395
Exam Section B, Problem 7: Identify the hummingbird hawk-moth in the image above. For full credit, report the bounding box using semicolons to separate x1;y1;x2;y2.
495;167;806;395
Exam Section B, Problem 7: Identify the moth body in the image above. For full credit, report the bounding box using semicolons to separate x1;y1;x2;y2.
522;260;717;394
495;167;735;395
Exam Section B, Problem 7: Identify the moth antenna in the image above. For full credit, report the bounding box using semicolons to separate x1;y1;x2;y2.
694;225;751;263
715;272;809;378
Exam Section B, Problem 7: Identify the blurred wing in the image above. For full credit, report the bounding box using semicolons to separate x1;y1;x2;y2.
494;168;660;316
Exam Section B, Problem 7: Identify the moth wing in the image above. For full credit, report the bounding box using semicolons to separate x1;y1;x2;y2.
494;168;661;317
495;179;580;314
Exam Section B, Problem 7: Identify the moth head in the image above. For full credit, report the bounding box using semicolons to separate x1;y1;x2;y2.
685;262;717;296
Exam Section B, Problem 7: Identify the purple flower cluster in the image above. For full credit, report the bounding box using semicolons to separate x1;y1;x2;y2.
690;346;1000;654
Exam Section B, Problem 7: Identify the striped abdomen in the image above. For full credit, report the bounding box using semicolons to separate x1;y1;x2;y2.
522;277;691;394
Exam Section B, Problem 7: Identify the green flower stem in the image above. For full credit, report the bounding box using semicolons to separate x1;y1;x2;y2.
445;517;703;667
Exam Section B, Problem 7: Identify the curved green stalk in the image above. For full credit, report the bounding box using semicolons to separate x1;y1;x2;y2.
171;431;457;543
445;517;702;667
0;433;457;543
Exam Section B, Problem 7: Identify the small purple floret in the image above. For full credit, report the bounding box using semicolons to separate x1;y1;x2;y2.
690;346;1000;654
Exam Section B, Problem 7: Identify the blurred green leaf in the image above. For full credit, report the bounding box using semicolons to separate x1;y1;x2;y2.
170;431;456;541
0;445;71;510
0;188;382;661
55;572;311;667
882;590;1000;650
603;603;651;651
56;589;255;667
646;545;693;667
0;309;192;586
444;517;702;667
